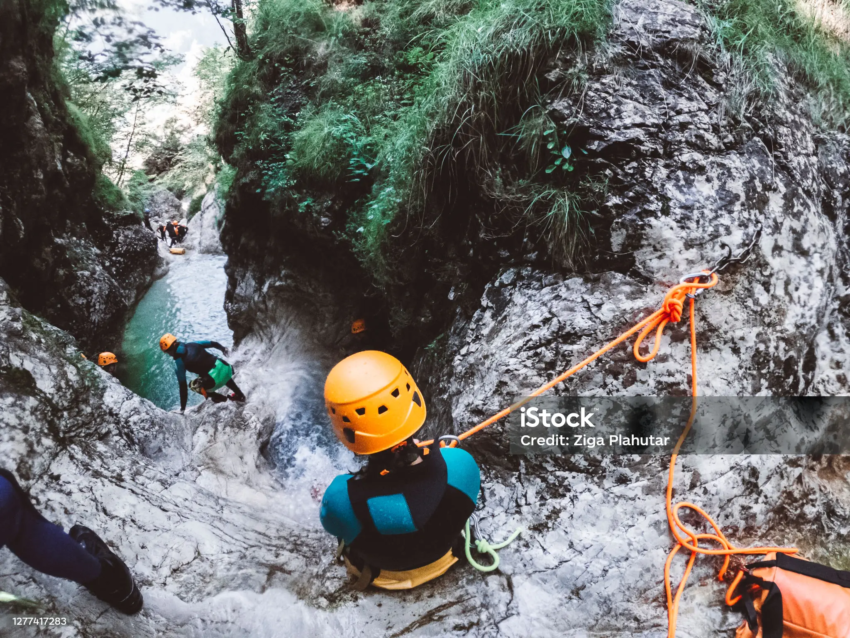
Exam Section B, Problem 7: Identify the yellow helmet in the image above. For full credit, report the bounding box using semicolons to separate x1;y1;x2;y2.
324;351;426;455
160;333;177;351
351;318;367;334
97;352;118;367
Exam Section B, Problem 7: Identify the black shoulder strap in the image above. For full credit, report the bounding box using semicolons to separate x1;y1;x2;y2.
750;553;850;588
744;552;850;638
778;552;850;587
760;583;783;638
347;476;380;537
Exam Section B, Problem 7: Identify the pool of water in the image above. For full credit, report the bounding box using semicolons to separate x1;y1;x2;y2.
118;253;233;410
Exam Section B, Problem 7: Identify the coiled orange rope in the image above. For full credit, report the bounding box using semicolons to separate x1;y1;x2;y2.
661;289;797;638
422;271;797;635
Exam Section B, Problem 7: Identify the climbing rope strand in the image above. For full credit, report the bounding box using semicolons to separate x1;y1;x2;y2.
662;296;798;638
462;519;524;573
417;269;797;635
419;274;720;447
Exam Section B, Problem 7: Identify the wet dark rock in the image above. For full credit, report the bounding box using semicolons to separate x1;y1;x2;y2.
0;0;158;351
1;0;850;635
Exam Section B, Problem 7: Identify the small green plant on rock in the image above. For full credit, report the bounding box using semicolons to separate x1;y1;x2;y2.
543;128;587;174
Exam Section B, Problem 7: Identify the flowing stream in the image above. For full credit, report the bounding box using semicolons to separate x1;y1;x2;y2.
117;252;233;410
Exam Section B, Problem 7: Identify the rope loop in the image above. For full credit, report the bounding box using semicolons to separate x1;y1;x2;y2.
463;518;524;573
413;268;795;636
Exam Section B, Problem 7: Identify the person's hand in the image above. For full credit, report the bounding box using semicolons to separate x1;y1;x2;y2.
221;347;230;356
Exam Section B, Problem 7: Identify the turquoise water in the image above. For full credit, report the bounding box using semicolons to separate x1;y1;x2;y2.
118;253;233;410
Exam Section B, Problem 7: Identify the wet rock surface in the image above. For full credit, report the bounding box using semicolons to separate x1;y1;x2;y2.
0;0;158;351
2;0;850;636
185;190;224;255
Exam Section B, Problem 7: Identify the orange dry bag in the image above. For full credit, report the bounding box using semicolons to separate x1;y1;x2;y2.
733;552;850;638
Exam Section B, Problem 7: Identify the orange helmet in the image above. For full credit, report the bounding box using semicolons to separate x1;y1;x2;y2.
324;351;426;455
97;352;118;367
160;333;177;351
351;318;367;334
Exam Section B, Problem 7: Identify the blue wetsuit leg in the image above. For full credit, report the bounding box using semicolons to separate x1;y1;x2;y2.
0;476;101;584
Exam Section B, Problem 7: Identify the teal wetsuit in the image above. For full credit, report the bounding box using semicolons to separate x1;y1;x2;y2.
170;341;242;410
320;446;480;573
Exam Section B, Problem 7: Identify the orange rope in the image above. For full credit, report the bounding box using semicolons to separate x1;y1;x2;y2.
662;296;797;637
420;275;719;447
419;271;797;635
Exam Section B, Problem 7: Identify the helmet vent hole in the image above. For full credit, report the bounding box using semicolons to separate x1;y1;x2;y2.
406;383;411;391
355;407;366;416
391;388;400;398
343;428;355;443
412;392;422;407
342;416;351;423
331;407;336;414
378;405;388;414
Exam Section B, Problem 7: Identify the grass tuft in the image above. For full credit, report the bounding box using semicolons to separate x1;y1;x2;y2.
215;0;850;292
698;0;850;127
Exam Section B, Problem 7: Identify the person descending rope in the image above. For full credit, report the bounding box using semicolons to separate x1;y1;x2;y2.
320;351;482;590
97;352;118;376
159;333;246;413
0;469;142;614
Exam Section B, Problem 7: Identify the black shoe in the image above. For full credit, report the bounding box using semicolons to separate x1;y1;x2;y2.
228;393;246;402
69;525;143;615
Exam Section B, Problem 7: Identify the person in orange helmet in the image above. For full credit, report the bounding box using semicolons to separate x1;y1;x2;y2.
159;333;245;412
319;351;480;590
96;352;118;376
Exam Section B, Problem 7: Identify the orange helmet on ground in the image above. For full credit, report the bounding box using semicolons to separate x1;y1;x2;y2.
351;318;367;334
324;351;426;455
160;333;177;351
97;352;118;367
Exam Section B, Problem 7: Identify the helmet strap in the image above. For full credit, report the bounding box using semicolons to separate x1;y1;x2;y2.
367;437;423;477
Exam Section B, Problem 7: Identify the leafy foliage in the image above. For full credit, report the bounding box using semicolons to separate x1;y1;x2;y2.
124;170;157;214
217;0;613;281
188;193;205;219
214;0;850;297
697;0;850;127
92;173;128;211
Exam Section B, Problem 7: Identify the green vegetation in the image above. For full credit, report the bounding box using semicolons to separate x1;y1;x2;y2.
215;164;237;205
698;0;850;126
214;0;850;291
65;102;112;169
92;173;129;212
125;170;157;215
217;0;613;282
188;194;205;219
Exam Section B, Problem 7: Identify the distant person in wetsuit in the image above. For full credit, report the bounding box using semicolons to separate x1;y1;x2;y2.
159;333;246;413
0;468;143;614
165;220;188;247
158;224;167;242
165;220;180;246
97;352;118;376
320;351;480;590
142;208;153;231
177;218;188;242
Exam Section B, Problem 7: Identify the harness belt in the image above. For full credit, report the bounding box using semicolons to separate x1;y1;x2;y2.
343;550;458;591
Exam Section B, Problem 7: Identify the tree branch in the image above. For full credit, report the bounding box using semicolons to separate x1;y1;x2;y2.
204;0;239;57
